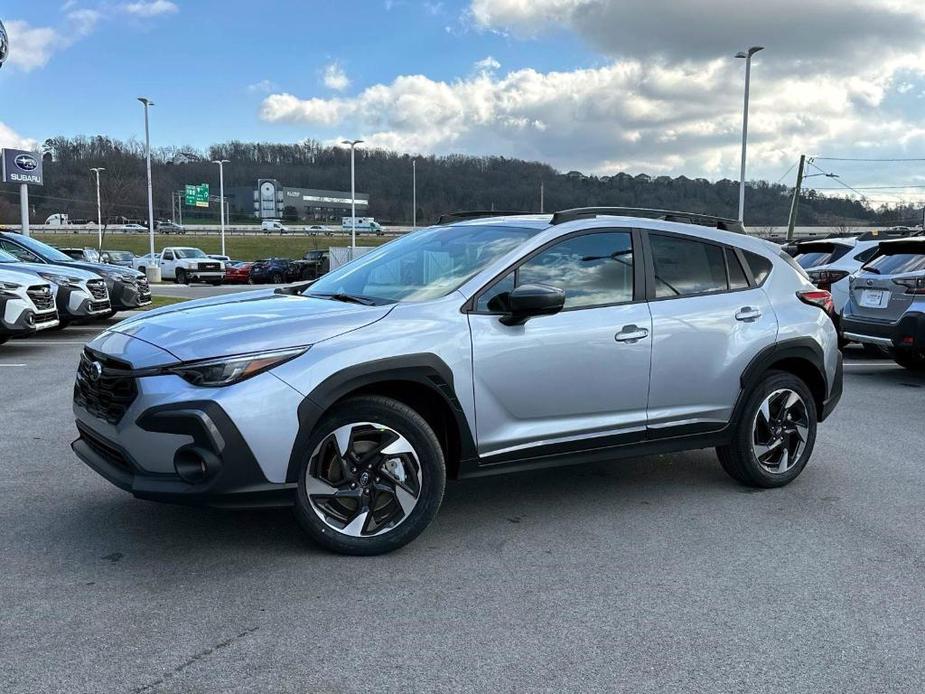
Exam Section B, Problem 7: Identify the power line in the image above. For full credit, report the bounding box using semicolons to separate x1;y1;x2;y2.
812;156;925;162
775;161;797;184
806;161;869;199
812;184;925;190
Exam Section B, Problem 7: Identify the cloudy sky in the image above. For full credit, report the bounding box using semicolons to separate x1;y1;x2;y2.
4;0;925;204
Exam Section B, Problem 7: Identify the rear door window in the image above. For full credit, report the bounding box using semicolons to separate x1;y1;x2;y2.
650;234;727;298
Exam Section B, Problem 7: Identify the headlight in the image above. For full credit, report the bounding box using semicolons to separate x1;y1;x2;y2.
118;273;138;283
167;347;308;387
38;273;82;288
0;281;21;290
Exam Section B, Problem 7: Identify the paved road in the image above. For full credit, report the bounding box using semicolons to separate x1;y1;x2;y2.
1;325;923;693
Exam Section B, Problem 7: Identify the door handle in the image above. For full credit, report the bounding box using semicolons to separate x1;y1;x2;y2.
735;306;762;322
615;324;649;343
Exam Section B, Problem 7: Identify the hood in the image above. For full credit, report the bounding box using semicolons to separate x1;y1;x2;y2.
110;289;393;362
54;260;142;280
0;266;50;286
0;260;103;281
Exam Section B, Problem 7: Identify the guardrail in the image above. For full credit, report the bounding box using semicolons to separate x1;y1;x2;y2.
12;225;415;236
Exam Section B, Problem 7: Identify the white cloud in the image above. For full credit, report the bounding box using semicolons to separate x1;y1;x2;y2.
121;1;179;18
473;56;500;74
0;122;39;151
3;20;61;72
247;79;279;95
322;62;351;91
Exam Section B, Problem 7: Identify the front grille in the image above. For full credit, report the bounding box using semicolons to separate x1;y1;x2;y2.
198;262;220;271
76;422;133;473
86;280;107;300
89;300;111;312
27;285;55;311
73;350;138;424
34;311;58;325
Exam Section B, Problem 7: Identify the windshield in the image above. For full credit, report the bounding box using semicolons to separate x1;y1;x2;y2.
82;248;101;262
308;224;542;303
106;251;133;260
175;248;207;259
864;249;925;275
6;234;74;262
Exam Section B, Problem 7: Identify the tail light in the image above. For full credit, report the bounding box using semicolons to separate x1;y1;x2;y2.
892;277;925;295
797;289;834;315
806;269;849;291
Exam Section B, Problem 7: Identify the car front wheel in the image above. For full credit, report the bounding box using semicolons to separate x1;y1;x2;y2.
175;269;187;285
716;371;817;488
294;395;446;555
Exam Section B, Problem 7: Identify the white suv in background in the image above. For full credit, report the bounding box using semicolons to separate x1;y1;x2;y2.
0;267;59;344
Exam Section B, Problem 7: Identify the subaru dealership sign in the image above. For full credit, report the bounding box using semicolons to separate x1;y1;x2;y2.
1;149;44;186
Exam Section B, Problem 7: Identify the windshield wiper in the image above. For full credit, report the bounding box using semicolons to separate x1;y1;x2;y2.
864;267;881;275
309;292;377;305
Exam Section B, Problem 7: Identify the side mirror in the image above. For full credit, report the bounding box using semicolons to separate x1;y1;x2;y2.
500;283;566;326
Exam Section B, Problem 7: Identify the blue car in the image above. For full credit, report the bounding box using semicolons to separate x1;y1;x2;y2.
247;258;298;284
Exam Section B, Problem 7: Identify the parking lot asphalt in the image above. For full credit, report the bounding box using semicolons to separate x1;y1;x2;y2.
1;320;923;694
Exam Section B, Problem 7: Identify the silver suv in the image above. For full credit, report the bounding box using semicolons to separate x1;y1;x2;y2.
842;237;925;370
72;209;842;555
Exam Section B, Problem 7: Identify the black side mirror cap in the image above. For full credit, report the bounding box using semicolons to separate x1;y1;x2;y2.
500;283;566;326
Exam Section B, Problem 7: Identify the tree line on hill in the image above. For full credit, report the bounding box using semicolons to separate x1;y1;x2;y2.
0;135;921;229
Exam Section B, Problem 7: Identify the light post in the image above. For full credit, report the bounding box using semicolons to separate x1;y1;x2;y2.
137;97;158;280
735;46;763;223
342;139;363;256
412;158;417;230
0;19;8;69
90;167;105;250
212;159;230;256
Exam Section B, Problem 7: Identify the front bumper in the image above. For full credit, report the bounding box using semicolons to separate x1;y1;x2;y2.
842;311;925;350
108;279;152;310
72;403;296;509
58;285;111;319
185;271;225;282
0;296;59;335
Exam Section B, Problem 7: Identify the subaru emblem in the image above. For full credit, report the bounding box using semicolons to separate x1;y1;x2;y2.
866;279;873;287
14;154;38;172
89;361;103;382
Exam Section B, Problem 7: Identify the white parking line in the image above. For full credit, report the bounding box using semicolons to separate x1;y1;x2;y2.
844;362;898;368
0;363;26;367
10;341;87;346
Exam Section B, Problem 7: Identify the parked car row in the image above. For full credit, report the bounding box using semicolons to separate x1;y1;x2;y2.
0;231;153;345
793;231;925;370
124;247;330;285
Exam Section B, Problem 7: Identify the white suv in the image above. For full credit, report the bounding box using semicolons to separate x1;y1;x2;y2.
0;267;59;343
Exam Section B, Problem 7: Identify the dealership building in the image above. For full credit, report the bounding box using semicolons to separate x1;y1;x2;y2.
226;179;370;222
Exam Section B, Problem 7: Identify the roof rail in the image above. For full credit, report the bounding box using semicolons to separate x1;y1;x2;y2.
549;207;745;234
435;210;529;225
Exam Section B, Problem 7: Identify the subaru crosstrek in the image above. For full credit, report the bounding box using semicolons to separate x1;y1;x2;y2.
72;209;843;555
0;267;59;342
842;237;925;370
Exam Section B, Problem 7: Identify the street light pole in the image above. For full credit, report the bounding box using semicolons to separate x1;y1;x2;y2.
90;167;105;250
735;46;764;224
412;158;417;229
212;159;230;256
342;139;363;256
138;97;157;279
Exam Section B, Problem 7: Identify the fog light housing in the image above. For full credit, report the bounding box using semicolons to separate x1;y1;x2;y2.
173;446;220;484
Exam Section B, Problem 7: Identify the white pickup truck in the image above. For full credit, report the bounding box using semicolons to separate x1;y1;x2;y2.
133;247;225;285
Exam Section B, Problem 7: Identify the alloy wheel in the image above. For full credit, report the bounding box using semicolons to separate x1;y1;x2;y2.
305;422;423;537
751;388;809;474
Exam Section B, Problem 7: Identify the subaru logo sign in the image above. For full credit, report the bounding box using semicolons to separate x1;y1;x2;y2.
2;148;44;186
14;154;38;172
89;361;103;382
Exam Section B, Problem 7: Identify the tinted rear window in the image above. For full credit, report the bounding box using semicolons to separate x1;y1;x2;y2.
792;244;851;268
864;250;925;275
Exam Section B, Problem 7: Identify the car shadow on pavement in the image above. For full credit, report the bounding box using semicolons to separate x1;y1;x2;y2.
56;448;736;561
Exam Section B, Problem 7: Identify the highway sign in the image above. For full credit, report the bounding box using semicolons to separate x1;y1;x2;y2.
185;184;210;207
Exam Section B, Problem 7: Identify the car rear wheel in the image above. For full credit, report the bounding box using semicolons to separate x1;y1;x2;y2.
894;348;925;371
716;371;817;488
294;395;446;555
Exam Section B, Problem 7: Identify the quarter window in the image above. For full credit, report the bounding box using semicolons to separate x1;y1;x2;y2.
477;231;634;312
744;250;773;285
650;235;727;298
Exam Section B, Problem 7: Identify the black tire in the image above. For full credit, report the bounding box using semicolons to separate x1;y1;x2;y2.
0;336;8;345
862;343;888;358
102;309;117;319
210;280;222;286
294;395;446;555
272;272;283;284
716;370;817;488
894;348;925;371
175;269;187;285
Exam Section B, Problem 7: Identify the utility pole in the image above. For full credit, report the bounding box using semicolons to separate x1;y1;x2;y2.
90;167;105;250
786;154;806;241
212;159;230;256
138;97;157;280
412;159;417;229
540;180;544;213
342;139;363;257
